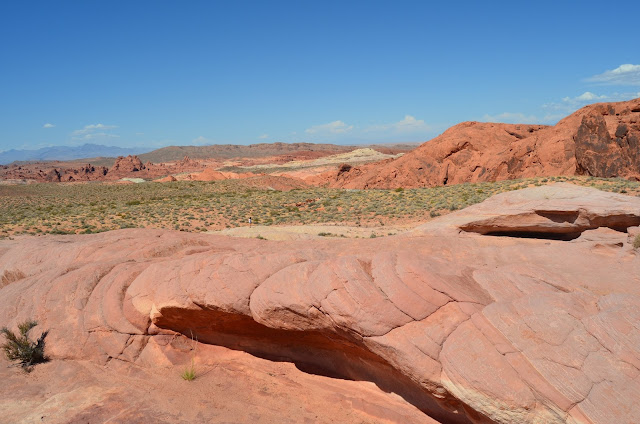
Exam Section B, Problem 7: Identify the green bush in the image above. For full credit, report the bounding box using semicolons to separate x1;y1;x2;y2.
1;320;48;371
181;359;196;381
633;234;640;250
181;330;197;381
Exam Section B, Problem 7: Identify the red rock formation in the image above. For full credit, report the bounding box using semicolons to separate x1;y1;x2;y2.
2;184;640;423
575;112;640;179
34;163;108;182
325;98;640;188
153;175;177;182
109;155;146;174
189;168;229;181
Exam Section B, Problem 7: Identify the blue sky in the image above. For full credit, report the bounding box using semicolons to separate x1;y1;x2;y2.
1;1;639;152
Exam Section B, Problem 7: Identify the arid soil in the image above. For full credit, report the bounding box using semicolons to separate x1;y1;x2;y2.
2;184;640;423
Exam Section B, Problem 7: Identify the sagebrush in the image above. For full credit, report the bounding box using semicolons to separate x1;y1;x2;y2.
1;320;48;371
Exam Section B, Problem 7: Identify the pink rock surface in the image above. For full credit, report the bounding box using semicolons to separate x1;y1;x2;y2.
1;184;640;423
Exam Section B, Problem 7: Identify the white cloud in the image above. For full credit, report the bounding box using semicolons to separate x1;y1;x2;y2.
72;123;118;136
259;134;269;139
365;115;431;133
75;132;120;140
586;64;640;86
192;136;212;145
488;88;640;126
42;123;55;128
544;91;640;113
393;115;428;131
482;112;541;124
305;120;354;134
568;91;607;102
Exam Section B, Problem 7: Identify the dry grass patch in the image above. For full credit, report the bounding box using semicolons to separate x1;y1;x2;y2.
1;176;639;238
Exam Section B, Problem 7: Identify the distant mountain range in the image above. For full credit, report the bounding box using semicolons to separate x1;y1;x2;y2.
0;144;150;165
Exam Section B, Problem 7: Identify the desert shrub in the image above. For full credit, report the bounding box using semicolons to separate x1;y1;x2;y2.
1;320;48;371
633;234;640;250
181;359;196;381
181;331;197;381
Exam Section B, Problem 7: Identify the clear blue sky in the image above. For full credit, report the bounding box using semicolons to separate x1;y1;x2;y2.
1;0;639;152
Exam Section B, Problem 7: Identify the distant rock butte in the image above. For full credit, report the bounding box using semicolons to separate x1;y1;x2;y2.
1;184;640;423
322;97;640;188
0;155;205;182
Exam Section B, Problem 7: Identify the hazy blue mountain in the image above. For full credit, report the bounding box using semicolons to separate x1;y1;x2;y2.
0;144;150;165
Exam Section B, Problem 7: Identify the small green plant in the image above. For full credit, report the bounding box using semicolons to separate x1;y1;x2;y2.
181;330;198;381
1;320;48;372
633;234;640;250
181;358;196;381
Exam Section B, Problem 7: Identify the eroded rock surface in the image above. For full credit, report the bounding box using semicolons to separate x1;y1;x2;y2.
1;184;640;423
324;97;640;188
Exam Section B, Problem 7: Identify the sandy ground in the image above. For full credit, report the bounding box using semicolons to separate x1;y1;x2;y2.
208;223;418;240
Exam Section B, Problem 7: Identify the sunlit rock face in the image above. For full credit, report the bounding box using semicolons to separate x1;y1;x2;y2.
1;184;640;423
323;97;640;189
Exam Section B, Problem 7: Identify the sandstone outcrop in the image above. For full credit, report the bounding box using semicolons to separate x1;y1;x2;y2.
0;155;204;183
1;184;639;423
325;98;640;188
188;168;238;181
2;163;110;182
108;155;146;174
153;175;177;182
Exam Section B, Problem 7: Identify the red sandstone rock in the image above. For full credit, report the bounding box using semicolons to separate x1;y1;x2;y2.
189;168;230;181
1;184;639;423
153;175;177;182
324;98;640;188
0;155;206;183
109;155;146;174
